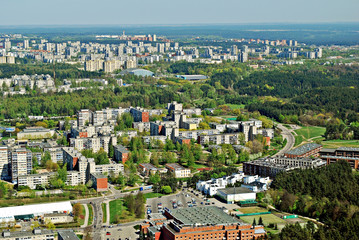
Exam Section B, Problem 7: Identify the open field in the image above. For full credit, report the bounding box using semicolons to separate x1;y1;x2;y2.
240;214;286;225
238;207;268;214
321;139;359;149
225;104;245;110
294;126;326;140
109;199;125;224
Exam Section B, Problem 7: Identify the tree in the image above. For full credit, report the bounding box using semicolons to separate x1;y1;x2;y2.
258;216;264;226
252;218;256;226
161;185;172;194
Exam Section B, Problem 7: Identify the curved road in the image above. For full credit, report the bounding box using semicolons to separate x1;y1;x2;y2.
274;124;295;157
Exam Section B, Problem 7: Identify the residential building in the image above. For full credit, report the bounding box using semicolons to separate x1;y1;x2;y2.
10;148;32;183
114;145;130;164
0;147;9;180
90;173;108;192
165;163;190;178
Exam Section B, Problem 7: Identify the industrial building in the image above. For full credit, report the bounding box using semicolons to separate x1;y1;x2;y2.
0;201;72;223
284;143;322;158
320;147;359;169
217;187;256;204
120;68;154;77
141;206;266;240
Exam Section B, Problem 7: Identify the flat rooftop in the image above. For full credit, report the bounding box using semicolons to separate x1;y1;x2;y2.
170;206;239;226
218;187;254;195
286;143;321;156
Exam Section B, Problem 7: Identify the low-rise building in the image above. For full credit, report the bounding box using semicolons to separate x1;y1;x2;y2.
0;229;55;240
17;127;55;140
217;187;256;204
320;147;359;169
284;143;322;158
243;156;326;177
165;163;190;178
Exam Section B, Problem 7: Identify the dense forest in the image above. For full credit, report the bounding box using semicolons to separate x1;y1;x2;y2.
266;161;359;239
1;62;359;140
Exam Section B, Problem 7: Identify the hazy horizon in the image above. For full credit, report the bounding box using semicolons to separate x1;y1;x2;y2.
1;0;358;26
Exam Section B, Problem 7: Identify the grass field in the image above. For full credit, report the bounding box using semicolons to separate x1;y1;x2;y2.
294;135;305;147
225;104;245;110
109;199;125;224
321;139;359;149
238;207;268;214
240;214;286;226
294;126;326;140
144;192;165;199
102;203;107;223
87;204;93;226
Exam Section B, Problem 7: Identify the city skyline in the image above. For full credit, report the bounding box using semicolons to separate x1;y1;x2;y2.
1;0;359;26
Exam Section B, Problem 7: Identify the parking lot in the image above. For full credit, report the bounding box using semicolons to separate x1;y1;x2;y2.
102;222;141;240
145;188;238;216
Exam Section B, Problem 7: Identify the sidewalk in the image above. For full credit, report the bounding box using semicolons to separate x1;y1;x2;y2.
81;204;89;228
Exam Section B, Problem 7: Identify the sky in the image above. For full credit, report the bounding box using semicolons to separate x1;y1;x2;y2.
1;0;359;26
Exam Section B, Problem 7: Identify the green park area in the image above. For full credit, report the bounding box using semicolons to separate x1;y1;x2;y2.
294;126;326;146
240;214;286;226
294;126;326;141
238;206;268;214
321;139;359;149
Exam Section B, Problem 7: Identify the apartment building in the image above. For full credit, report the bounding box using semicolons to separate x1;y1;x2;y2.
17;172;55;189
0;147;9;180
130;107;149;122
114;145;130;164
198;133;242;145
10;148;32;184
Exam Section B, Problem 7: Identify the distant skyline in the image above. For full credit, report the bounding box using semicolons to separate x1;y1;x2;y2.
1;0;359;26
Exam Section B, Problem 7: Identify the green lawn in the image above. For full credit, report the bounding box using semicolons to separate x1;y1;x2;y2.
225;104;245;110
79;204;86;226
294;135;304;147
294;126;325;140
321;139;359;149
144;192;165;199
102;203;107;223
87;204;93;226
238;207;268;214
109;199;125;224
240;214;286;226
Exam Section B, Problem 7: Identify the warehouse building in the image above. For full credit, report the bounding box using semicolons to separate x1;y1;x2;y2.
0;201;72;223
217;187;256;204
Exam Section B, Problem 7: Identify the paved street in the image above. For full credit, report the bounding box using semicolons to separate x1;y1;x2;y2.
274;124;295;156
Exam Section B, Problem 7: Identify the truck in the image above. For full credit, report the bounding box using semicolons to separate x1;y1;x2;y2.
140;185;153;191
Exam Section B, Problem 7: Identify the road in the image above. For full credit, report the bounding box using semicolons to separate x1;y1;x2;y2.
72;187;152;240
274;124;295;156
